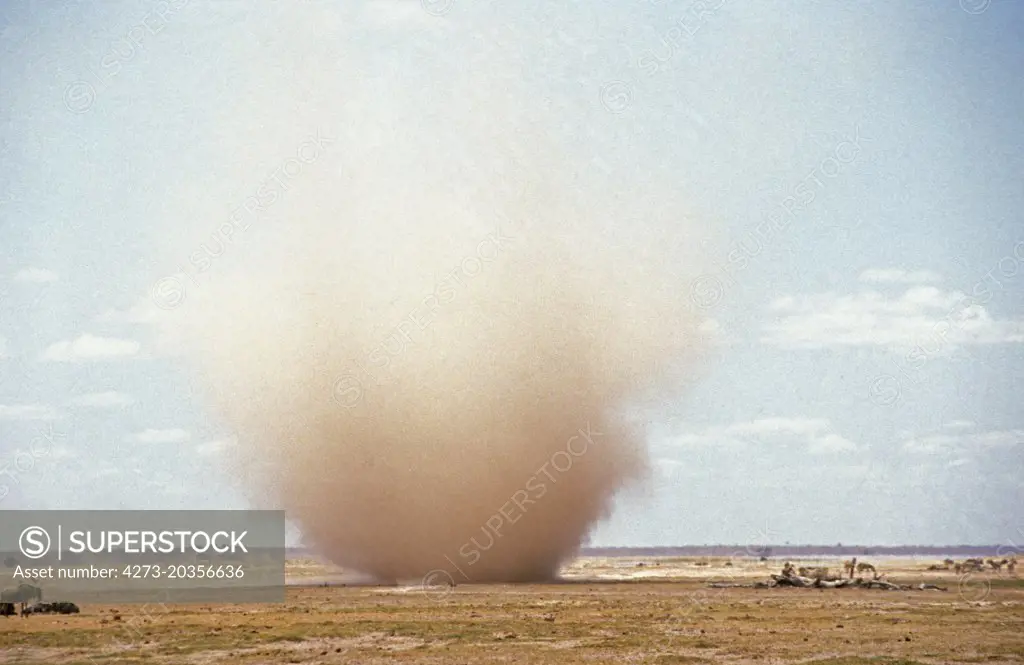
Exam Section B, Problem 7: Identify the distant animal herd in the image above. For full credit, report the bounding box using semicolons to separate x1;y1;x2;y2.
776;554;1019;583
0;583;80;618
926;557;1018;574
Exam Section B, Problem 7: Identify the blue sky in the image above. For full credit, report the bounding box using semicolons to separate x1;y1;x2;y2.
1;0;1022;548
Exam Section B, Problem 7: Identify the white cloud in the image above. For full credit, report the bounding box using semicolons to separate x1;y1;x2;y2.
808;432;858;454
971;430;1024;448
68;391;135;408
666;417;857;454
95;297;182;357
654;458;687;479
669;427;750;449
902;426;1024;454
195;439;233;457
902;434;958;454
360;0;450;27
0;336;6;358
41;334;141;362
859;268;940;284
13;267;58;283
95;298;166;325
0;404;60;420
127;429;191;444
698;318;721;335
50;446;77;460
696;317;730;346
762;287;1024;350
725;417;832;437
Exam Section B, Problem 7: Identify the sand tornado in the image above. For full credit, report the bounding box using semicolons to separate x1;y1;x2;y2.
160;10;717;584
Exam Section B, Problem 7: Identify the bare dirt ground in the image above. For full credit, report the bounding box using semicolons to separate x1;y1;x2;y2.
1;556;1021;664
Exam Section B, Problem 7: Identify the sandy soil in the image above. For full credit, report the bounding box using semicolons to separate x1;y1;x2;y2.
1;556;1020;664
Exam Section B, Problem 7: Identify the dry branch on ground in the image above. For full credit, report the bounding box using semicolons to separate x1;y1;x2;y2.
709;566;948;592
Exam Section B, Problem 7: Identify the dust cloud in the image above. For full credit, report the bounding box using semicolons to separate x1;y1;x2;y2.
163;13;716;584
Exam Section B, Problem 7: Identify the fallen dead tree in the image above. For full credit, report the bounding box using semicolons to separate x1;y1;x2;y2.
704;561;950;590
707;570;948;592
765;574;945;590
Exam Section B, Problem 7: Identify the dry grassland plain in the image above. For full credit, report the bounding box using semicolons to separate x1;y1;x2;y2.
1;556;1021;665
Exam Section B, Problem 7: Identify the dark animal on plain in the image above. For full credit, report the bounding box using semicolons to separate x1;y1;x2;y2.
21;601;80;615
0;584;42;615
54;601;80;614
